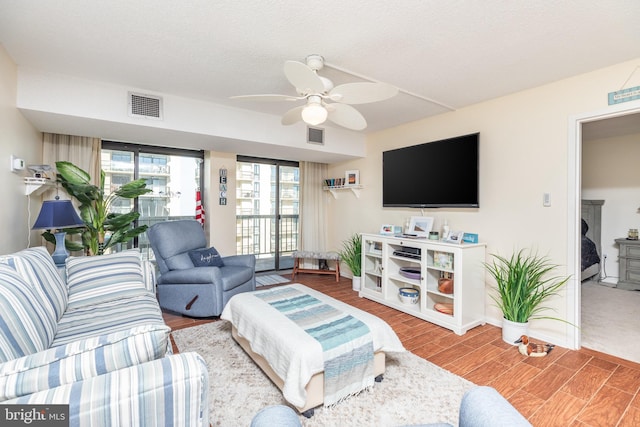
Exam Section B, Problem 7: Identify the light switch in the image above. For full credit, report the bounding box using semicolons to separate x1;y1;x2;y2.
543;192;551;207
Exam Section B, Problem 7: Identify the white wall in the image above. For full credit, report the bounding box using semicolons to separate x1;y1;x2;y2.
583;131;640;283
0;45;43;254
327;57;640;347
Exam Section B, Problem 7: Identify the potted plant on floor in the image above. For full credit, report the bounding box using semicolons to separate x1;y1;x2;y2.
485;249;571;344
44;161;152;256
339;233;362;291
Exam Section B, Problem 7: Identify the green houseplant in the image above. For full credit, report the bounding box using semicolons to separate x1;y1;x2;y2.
485;249;571;344
339;233;362;291
46;160;152;256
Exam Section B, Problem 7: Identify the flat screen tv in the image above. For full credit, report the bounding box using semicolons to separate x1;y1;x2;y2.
382;132;479;208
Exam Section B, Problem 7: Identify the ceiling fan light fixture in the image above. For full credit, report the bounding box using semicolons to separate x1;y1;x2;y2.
301;97;328;125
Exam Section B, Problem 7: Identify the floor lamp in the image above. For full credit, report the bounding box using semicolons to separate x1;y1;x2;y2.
32;198;85;267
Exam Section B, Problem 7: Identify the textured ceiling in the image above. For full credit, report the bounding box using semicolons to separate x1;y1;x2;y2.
0;0;639;134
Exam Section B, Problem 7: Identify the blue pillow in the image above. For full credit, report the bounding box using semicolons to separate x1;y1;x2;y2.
188;247;224;267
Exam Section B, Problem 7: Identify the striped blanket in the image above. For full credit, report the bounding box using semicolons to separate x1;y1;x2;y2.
255;286;375;406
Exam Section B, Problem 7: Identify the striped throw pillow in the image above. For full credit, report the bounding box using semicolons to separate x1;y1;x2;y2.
66;250;147;310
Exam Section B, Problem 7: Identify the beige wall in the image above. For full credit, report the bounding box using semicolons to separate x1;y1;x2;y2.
327;58;640;347
0;45;42;254
583;131;640;283
204;151;238;255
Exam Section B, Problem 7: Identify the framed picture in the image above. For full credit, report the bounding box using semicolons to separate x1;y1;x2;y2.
345;170;360;186
408;216;434;238
434;251;454;270
369;241;383;255
379;224;395;235
444;230;465;244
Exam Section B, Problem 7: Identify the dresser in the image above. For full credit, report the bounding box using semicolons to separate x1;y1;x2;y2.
615;238;640;291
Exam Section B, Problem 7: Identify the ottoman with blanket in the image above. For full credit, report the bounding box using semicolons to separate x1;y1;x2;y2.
221;284;405;417
0;247;209;426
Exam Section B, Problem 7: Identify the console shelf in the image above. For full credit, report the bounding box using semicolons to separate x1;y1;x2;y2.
360;233;486;335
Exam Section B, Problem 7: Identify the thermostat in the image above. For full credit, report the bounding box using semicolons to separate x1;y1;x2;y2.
10;155;25;172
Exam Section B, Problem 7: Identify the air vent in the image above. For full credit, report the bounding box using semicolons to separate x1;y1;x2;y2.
307;127;324;145
128;92;163;120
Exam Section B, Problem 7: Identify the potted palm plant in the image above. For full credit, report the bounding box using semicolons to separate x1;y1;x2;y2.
44;161;152;256
339;233;362;291
485;249;571;344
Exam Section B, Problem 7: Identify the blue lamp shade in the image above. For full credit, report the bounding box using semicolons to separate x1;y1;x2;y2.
32;199;85;266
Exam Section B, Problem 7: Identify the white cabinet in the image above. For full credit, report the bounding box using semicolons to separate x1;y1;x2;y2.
360;233;486;335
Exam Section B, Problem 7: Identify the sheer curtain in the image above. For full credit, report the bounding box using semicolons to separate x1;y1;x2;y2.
42;133;101;200
298;161;328;252
43;133;101;185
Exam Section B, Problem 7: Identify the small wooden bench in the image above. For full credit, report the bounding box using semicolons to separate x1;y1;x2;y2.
291;250;341;282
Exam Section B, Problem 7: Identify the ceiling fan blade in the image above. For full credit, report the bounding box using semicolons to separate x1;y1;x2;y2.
230;94;303;102
329;82;399;104
281;105;304;125
284;60;325;95
326;103;367;130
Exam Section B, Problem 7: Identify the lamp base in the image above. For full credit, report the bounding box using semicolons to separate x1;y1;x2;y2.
51;231;70;267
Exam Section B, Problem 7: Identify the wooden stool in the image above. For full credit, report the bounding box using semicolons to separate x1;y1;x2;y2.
291;251;341;282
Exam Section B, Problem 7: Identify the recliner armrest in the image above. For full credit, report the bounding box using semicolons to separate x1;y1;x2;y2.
157;267;222;284
221;254;256;268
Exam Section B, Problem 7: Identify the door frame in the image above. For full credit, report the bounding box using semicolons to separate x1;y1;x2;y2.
566;100;640;350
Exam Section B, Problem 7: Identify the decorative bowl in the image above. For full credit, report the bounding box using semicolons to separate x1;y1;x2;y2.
399;267;421;280
438;278;454;294
398;287;420;305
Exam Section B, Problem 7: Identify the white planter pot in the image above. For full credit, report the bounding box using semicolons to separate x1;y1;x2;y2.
352;276;361;291
502;318;529;345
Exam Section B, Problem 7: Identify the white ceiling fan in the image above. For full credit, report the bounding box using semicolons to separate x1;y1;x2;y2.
230;55;399;131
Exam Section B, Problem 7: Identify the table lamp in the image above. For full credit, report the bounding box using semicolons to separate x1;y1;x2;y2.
32;198;85;266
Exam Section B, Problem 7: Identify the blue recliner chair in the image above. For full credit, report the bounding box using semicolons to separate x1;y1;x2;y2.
147;219;256;317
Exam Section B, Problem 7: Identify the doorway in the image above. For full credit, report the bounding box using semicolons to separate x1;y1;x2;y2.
236;156;300;272
567;101;640;351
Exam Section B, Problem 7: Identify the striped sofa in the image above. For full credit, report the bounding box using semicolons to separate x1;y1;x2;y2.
0;247;209;426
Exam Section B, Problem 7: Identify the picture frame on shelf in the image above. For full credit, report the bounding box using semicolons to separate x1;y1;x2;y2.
434;251;454;270
369;241;383;255
379;224;395;235
345;170;360;186
443;230;465;244
408;216;434;238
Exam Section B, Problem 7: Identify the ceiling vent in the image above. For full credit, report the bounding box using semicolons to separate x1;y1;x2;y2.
128;92;163;120
307;127;324;145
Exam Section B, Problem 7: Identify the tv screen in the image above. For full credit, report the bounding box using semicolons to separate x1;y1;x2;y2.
382;133;479;208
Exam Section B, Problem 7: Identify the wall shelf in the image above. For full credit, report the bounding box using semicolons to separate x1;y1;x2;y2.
24;177;54;196
323;185;363;199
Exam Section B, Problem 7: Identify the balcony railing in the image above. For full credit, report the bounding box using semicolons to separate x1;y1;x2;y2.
236;214;299;259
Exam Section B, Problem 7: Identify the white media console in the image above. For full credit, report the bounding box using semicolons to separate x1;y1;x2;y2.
360;233;486;335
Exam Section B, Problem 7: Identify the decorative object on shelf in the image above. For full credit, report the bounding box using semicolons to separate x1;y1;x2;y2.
219;168;227;205
441;220;449;239
27;164;52;179
54;161;152;256
438;275;454;294
398;287;419;305
399;267;421;280
407;216;434;238
433;251;453;270
338;233;362;291
429;231;439;240
32;197;85;266
484;249;572;344
443;230;465;244
345;170;360;186
462;232;479;243
434;302;453;315
628;229;638;240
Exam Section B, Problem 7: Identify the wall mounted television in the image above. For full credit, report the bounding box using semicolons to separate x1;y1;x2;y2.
382;132;479;208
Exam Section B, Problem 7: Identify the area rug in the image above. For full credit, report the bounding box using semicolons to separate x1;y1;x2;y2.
581;281;640;364
172;321;474;426
255;274;291;287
